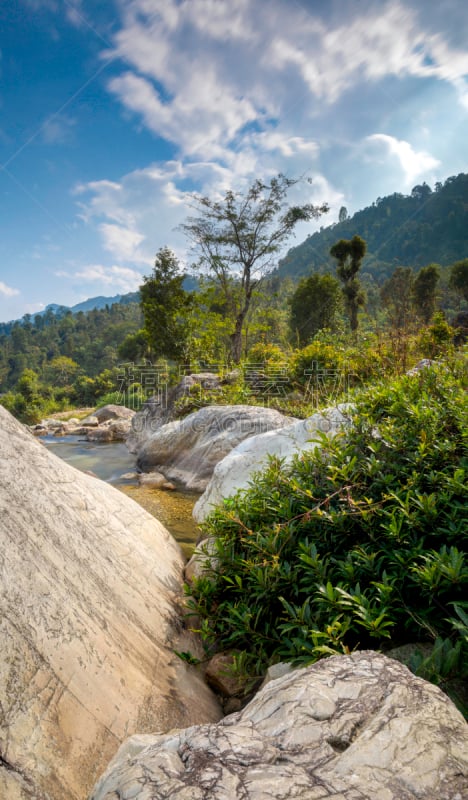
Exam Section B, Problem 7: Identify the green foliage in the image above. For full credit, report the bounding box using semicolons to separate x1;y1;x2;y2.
380;266;414;330
181;174;329;363
330;236;367;332
188;363;468;707
0;302;143;394
289;273;343;345
417;312;455;359
449;259;468;303
278;173;468;283
411;264;440;324
140;247;193;361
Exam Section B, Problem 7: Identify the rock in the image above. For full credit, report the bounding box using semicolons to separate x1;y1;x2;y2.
137;405;296;492
108;418;133;440
89;651;468;800
81;414;100;427
138;471;169;488
93;404;136;424
184;537;219;583
204;652;246;698
120;472;139;480
85;425;114;442
127;372;248;453
194;404;350;522
260;661;294;688
406;358;436;375
0;405;221;800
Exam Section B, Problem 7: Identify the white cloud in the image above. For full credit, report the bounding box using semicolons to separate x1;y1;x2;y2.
0;281;20;297
57;264;144;294
365;134;441;186
99;223;146;262
105;0;468;165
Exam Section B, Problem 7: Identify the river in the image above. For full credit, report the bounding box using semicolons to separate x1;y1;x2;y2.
43;435;200;557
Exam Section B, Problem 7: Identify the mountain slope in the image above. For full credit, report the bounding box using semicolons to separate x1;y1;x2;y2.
278;173;468;283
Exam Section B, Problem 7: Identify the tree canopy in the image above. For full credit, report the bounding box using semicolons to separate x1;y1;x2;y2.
289;273;342;345
140;247;193;362
181;174;329;363
330;235;367;332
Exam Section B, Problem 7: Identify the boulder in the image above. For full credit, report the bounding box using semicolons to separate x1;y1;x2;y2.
137;405;296;492
92;404;136;424
127;372;237;453
90;651;468;800
194;404;350;522
85;425;114;442
0;406;221;800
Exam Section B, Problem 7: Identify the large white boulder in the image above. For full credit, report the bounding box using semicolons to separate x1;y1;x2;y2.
137;405;296;492
90;651;468;799
0;406;221;800
194;405;350;521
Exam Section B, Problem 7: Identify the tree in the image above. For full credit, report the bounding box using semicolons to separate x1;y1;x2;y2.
380;267;414;330
412;263;440;323
449;259;468;303
118;329;152;362
338;206;348;223
330;235;367;332
181;175;328;363
289;273;343;345
140;247;193;361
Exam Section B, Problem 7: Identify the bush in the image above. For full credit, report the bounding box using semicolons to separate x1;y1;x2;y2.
188;361;468;708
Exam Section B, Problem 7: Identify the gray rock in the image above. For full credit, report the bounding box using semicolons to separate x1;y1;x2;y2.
194;404;351;522
137;405;296;492
127;372;225;453
89;651;468;800
184;537;219;583
93;404;136;423
85;425;114;442
0;406;221;800
138;471;170;488
81;414;100;427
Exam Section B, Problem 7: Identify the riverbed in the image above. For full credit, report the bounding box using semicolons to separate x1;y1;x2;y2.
43;435;200;556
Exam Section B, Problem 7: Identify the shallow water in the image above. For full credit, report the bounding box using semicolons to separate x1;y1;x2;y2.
43;435;200;556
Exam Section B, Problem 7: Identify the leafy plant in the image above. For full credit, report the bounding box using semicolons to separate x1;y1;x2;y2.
187;361;467;710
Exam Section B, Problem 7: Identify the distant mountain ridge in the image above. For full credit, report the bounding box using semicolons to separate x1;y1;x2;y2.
278;172;468;284
43;291;140;316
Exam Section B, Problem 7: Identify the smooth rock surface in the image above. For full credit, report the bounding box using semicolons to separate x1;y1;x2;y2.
194;404;350;521
0;406;221;800
137;405;296;492
127;373;226;453
90;651;468;800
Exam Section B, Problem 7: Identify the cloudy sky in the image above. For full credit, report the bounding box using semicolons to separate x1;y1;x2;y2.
0;0;467;321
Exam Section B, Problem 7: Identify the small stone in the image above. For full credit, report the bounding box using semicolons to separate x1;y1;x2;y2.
205;652;246;698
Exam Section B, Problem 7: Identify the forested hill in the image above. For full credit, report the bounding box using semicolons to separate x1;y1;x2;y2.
278;172;468;283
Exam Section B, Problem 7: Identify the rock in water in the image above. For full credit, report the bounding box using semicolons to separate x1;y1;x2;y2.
0;406;221;800
90;651;468;800
136;405;296;492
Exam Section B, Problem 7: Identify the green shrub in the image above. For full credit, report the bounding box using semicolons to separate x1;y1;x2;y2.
188;361;468;706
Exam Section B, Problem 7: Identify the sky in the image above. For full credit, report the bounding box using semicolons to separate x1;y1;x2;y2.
0;0;467;322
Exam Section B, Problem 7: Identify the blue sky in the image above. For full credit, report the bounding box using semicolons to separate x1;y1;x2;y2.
1;0;467;322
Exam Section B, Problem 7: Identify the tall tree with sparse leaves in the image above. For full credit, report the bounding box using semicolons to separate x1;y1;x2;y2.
380;266;414;330
181;175;328;363
140;247;193;362
330;235;367;332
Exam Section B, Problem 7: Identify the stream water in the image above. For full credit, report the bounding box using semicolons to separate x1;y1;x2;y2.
43;435;200;557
